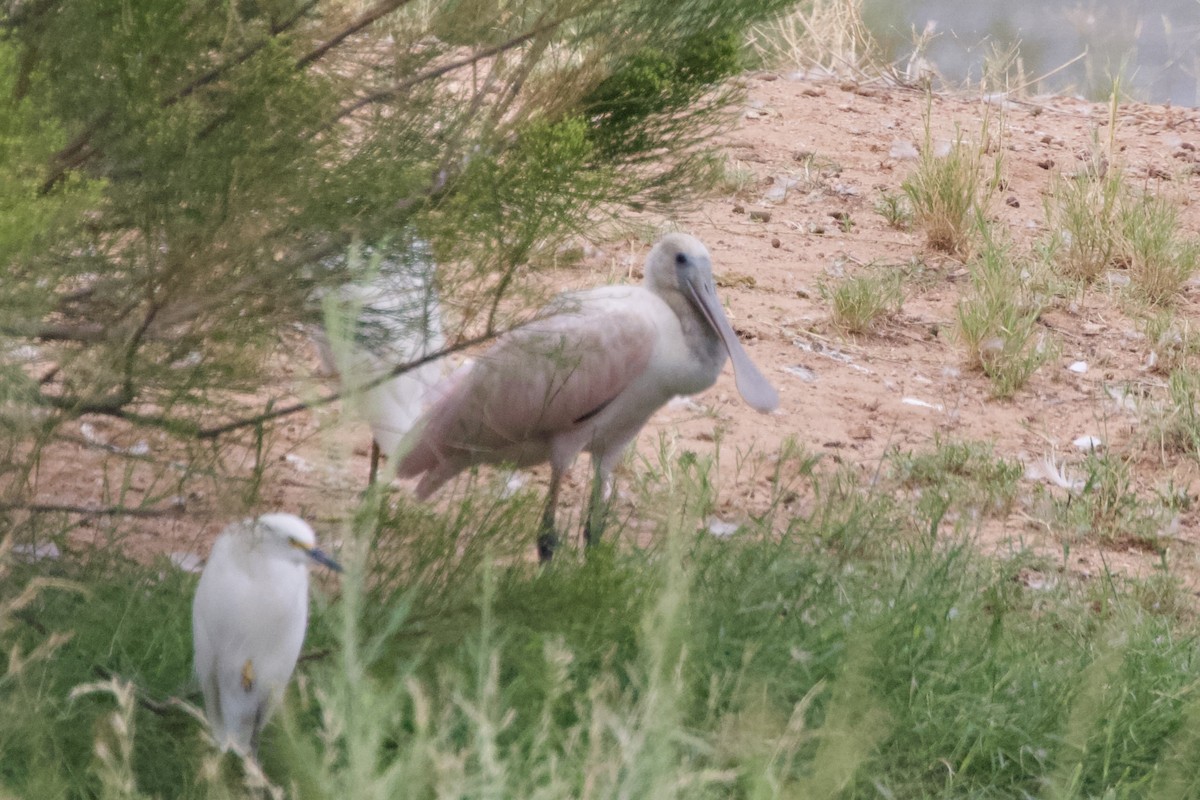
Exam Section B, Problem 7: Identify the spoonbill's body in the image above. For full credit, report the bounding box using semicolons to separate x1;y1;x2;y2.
313;243;446;476
396;233;779;559
192;513;342;755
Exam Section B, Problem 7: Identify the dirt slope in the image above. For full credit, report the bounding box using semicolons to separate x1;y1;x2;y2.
21;75;1200;590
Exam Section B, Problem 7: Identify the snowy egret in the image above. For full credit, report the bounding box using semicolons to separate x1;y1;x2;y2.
192;513;342;755
313;243;446;482
396;233;779;560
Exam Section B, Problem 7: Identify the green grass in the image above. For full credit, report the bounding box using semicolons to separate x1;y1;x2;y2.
1043;172;1122;284
714;157;758;197
1118;191;1200;306
822;269;903;334
1141;313;1200;375
888;437;1023;524
1032;451;1171;549
901;116;990;258
874;190;912;230
1041;168;1200;307
1148;368;1200;461
957;230;1055;398
5;446;1200;798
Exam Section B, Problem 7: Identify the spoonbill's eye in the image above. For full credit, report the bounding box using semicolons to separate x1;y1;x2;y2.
675;252;688;265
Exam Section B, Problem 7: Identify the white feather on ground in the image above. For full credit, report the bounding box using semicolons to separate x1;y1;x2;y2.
1024;451;1084;494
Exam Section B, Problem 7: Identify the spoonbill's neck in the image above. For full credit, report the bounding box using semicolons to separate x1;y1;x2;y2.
658;285;726;376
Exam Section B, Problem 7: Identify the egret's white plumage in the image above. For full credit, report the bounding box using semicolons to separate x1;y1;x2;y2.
192;513;341;754
314;243;446;461
396;233;779;558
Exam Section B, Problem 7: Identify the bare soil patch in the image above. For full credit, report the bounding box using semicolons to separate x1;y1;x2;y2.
19;76;1200;593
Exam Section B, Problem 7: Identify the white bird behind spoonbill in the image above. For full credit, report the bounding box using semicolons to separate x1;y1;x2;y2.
395;233;779;560
192;513;342;755
313;243;446;476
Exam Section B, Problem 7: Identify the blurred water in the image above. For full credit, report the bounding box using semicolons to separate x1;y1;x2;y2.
862;0;1200;106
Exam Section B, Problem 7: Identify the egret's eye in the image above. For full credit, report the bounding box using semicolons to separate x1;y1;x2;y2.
674;252;688;266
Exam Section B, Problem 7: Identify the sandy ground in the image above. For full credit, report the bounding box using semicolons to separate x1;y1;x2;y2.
16;75;1200;592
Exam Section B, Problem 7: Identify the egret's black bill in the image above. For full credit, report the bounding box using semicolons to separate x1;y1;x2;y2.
306;547;343;572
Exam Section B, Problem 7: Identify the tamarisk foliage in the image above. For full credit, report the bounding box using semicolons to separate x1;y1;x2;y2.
0;0;794;506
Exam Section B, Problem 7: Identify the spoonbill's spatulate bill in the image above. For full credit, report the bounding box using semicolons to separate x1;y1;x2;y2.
396;233;779;560
192;513;342;755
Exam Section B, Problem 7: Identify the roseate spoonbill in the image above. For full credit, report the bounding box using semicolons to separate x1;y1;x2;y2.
192;513;342;755
313;243;446;481
395;233;779;560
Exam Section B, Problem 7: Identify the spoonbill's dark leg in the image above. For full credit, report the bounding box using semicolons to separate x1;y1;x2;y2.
537;463;564;562
583;458;611;549
368;441;381;485
585;442;631;549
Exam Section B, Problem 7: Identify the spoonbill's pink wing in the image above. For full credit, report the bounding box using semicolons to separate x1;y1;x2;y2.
396;304;656;493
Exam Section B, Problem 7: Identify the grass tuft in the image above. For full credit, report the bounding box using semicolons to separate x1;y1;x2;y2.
822;269;903;334
957;230;1055;397
1043;171;1122;283
1118;190;1200;305
748;0;881;79
1148;368;1200;461
713;157;758;197
902;114;990;257
874;189;912;230
1141;313;1200;375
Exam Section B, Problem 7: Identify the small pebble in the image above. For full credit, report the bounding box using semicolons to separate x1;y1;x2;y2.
707;517;740;538
889;140;919;160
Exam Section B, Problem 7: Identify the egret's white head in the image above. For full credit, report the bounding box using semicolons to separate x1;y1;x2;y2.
643;233;779;413
250;513;342;571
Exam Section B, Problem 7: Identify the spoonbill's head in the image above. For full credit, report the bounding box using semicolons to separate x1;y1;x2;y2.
250;513;343;572
645;233;780;414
